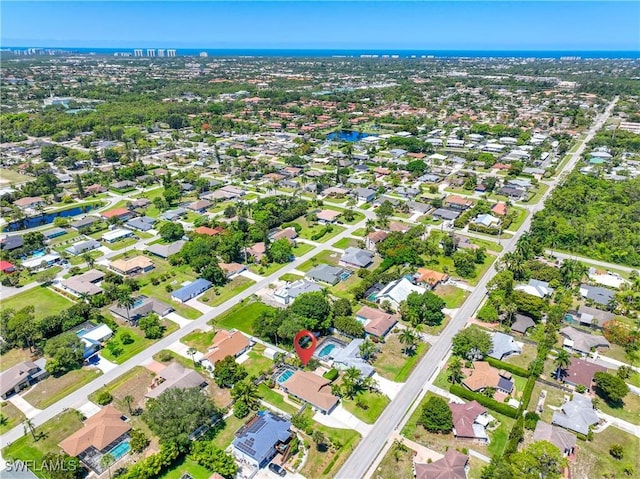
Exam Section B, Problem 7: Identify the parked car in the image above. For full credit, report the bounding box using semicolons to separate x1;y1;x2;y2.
269;463;286;477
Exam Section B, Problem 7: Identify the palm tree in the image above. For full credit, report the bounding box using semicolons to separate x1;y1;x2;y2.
398;328;418;356
100;452;116;479
359;338;377;362
448;357;464;384
502;303;518;327
186;347;197;368
502;252;526;280
23;419;36;441
123;395;134;415
342;367;363;399
554;350;571;381
116;287;135;324
231;380;261;410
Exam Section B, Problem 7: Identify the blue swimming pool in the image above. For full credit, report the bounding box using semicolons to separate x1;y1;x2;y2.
32;249;46;258
318;343;336;358
339;271;351;281
277;370;294;383
367;293;378;301
564;314;578;324
108;441;130;460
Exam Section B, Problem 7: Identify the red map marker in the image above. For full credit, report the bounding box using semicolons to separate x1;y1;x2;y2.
294;330;317;366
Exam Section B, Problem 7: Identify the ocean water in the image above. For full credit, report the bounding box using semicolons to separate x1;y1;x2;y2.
5;47;639;59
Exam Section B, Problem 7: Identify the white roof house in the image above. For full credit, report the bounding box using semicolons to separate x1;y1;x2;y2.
376;278;426;311
102;228;134;243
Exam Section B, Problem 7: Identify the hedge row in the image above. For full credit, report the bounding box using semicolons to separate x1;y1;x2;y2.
281;221;302;233
449;384;519;419
519;375;537;413
485;356;530;378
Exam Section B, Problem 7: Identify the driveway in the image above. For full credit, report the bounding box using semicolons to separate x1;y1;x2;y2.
8;395;41;419
373;374;403;400
168;340;204;363
94;355;119;374
315;405;372;436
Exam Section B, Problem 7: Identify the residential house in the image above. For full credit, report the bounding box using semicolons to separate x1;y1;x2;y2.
13;196;45;210
101;208;135;222
414;268;449;288
462;361;514;395
561;358;606;390
85;184;107;195
0;260;16;274
111;180;136;191
488;333;522;360
109;256;154;277
475;214;500;228
279;370;339;414
498;186;527;200
444;195;473;211
187;199;212;213
70;216;100;231
66;239;101;256
376;277;426;311
316;209;341;224
450;400;491;443
579;284;615;307
431;208;461;221
0;359;48;399
365;230;388;251
146;240;186;258
355;306;398;338
329;339;375;377
43;227;66;240
194;226;225;237
201;330;251;370
171;278;213;303
353;187;377;203
110;296;173;322
270;227;298;242
159;207;187;221
491;202;508;216
59;405;131;473
575;305;614;329
560;327;610;355
219;262;247;278
232;411;293;468
515;279;554;298
60;269;104;296
340;247;374;269
145;362;207;399
124;216;156;232
245;242;267;262
511;314;536;334
306;264;346;286
552;394;599;435
272;279;323;306
414;449;469;479
102;228;134;243
22;253;61;271
532;422;576;457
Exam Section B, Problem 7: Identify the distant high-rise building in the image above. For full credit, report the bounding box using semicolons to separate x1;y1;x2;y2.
147;49;155;57
157;49;165;57
134;49;143;57
199;51;208;57
167;49;177;57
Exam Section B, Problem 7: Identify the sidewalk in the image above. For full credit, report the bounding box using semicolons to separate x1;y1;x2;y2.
597;411;640;438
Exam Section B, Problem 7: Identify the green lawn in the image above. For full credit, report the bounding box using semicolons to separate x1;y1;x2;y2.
352;228;367;237
1;286;73;320
214;300;278;336
300;423;360;479
199;276;255;307
248;261;288;276
298;250;342;272
157;456;212;479
463;236;503;253
505;206;528;232
2;410;84;472
294;218;346;243
87;366;155;413
375;440;415;479
434;284;469;309
374;337;429;382
0;348;34;372
597;390;640;425
332;237;360;250
341;391;390;424
279;272;304;282
101;326;156;364
292;242;314;256
0;400;25;434
210;414;245;449
23;368;102;409
0;168;33;184
181;329;216;352
424;254;496;287
573;426;639;479
243;350;274;378
257;384;300;415
103;236;139;251
521;183;549;205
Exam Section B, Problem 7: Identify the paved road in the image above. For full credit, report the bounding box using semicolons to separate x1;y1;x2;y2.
0;216;367;447
544;250;637;274
336;96;618;479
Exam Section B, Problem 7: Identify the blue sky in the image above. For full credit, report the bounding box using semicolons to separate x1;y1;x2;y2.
2;1;639;50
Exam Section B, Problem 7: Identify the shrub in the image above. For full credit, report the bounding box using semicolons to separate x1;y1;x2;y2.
524;411;540;430
449;384;519;418
485;356;530;378
120;331;134;345
610;444;624;460
156;350;173;362
95;390;113;405
323;369;339;381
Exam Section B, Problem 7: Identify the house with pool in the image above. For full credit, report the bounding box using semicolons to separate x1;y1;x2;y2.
59;405;131;474
274;368;339;414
